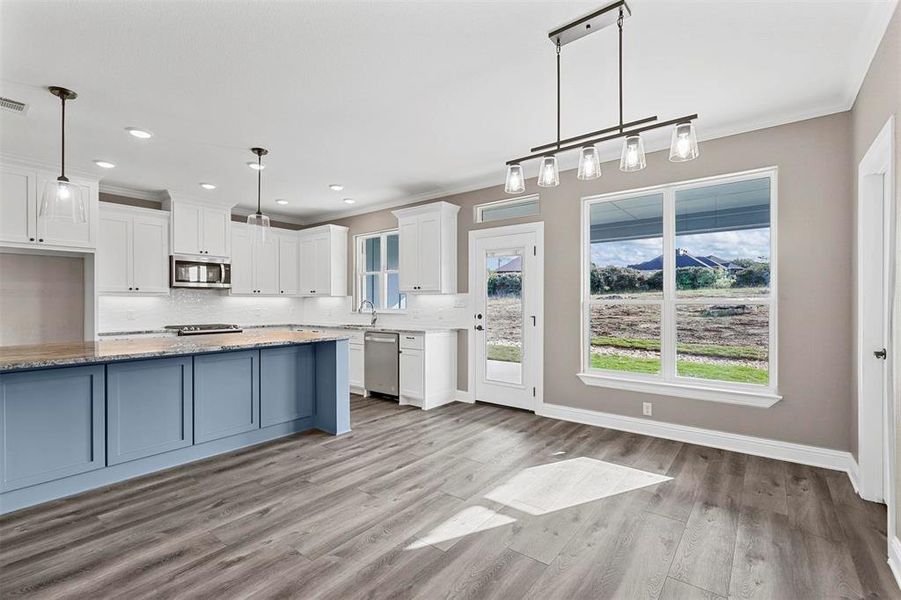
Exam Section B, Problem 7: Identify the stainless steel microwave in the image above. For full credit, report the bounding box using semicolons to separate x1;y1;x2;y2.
170;255;231;289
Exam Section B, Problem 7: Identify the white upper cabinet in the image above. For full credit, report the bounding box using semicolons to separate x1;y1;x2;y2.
229;223;282;296
162;195;233;258
277;235;299;296
0;161;98;251
98;203;169;294
297;224;348;297
392;201;458;294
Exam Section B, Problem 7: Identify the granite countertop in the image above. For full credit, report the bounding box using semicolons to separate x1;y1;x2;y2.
97;323;462;337
0;331;349;372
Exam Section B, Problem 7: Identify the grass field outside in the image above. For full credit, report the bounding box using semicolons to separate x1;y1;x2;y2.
589;354;769;385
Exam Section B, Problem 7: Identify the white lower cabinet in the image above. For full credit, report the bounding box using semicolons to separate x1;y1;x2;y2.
399;348;424;403
398;331;456;410
349;340;364;391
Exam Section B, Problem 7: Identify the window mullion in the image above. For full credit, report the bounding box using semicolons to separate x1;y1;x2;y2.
661;189;676;382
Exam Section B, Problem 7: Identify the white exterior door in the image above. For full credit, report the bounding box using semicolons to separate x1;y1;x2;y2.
132;215;169;293
470;225;543;411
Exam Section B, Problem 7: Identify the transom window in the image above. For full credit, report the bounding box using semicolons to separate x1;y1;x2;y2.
356;230;406;311
580;169;778;404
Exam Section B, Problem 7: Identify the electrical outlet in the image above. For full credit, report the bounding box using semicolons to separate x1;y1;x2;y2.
642;402;653;416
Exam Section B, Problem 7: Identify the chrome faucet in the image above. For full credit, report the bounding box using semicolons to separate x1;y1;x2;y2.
358;299;377;326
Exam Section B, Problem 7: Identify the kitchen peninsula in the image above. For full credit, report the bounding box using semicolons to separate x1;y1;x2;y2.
0;331;350;514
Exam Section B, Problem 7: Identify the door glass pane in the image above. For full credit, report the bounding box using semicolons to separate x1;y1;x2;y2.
589;193;664;299
386;234;399;270
387;272;406;310
364;274;380;307
675;304;769;385
590;304;661;374
365;236;381;272
485;250;523;385
675;177;771;297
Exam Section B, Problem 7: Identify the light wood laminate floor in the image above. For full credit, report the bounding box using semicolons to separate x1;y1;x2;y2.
1;396;898;599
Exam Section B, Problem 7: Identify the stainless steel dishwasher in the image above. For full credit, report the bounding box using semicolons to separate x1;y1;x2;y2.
364;331;399;397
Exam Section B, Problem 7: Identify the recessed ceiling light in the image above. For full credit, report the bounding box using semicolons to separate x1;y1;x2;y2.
93;160;115;169
343;198;355;204
199;183;216;190
329;184;344;191
275;199;289;205
246;161;265;170
126;127;153;139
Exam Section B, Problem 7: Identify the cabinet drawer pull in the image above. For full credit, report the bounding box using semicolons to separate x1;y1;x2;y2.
29;237;34;242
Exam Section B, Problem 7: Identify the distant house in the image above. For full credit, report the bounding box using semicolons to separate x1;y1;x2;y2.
628;249;742;271
495;256;522;273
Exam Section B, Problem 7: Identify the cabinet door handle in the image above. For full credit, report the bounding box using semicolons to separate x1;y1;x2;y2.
135;287;140;291
38;238;44;242
29;237;35;242
128;287;133;291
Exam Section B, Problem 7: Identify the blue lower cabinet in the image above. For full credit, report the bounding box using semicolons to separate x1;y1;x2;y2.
194;350;260;443
107;357;193;465
0;365;105;492
260;345;315;427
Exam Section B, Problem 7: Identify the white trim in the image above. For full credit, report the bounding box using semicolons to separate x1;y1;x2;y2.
856;115;895;504
353;229;406;312
580;167;779;405
455;389;474;403
847;459;863;496
473;194;540;224
98;183;169;203
889;536;901;593
536;402;855;474
468;222;545;413
576;372;781;408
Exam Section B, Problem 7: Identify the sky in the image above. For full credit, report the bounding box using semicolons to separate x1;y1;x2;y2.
591;228;771;267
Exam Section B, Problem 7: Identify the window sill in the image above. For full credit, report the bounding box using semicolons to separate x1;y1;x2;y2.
576;372;782;408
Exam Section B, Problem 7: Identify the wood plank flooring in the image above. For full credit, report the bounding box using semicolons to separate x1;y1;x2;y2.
1;396;898;599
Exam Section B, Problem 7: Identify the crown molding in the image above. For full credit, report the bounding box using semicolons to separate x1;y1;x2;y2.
99;183;169;202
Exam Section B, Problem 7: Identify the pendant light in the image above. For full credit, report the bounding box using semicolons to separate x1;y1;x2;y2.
619;134;646;172
669;121;699;162
40;86;87;223
577;145;601;180
503;2;700;181
246;147;271;243
504;163;525;194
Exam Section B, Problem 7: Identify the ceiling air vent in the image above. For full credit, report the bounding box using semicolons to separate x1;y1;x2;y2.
0;97;28;115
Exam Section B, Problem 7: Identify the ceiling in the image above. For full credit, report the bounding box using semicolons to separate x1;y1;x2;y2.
0;0;896;224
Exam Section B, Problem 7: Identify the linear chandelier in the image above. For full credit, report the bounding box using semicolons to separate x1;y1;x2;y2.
504;0;699;194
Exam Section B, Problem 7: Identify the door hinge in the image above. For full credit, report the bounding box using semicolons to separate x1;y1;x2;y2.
533;245;537;256
874;348;887;359
532;387;536;397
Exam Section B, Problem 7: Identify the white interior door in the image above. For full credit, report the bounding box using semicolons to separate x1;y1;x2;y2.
471;225;542;411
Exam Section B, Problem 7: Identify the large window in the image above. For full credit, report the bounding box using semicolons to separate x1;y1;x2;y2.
356;230;406;311
581;169;777;404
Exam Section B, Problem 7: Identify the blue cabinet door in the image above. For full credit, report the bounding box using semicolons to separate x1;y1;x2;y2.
194;350;260;443
107;357;193;465
0;365;105;492
260;345;315;427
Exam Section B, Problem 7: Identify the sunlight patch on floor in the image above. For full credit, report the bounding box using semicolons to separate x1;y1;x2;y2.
483;456;671;515
406;505;516;550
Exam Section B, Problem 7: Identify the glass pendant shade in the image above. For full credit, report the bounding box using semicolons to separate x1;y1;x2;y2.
41;177;86;223
619;135;646;172
504;164;525;194
669;122;699;162
577;146;601;180
537;155;559;187
247;212;271;243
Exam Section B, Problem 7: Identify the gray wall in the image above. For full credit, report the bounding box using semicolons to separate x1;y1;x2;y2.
315;112;855;452
850;4;899;539
0;253;85;345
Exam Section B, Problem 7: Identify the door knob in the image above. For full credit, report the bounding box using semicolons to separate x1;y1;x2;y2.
874;348;887;359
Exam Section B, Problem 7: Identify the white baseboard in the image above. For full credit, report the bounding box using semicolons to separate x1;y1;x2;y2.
536;402;856;475
455;389;474;403
889;537;901;593
847;459;862;495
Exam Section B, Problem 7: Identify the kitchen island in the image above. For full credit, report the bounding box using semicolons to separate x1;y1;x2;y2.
0;331;350;514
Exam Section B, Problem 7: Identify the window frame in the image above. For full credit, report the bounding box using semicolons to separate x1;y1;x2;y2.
355;229;406;313
474;194;540;224
578;167;781;407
